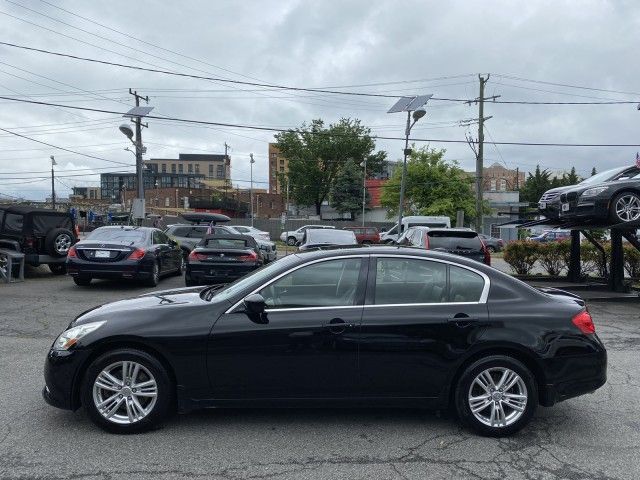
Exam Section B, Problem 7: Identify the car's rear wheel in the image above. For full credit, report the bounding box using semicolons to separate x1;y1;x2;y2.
73;276;92;286
146;261;160;287
286;236;297;246
82;349;173;433
454;355;537;437
49;263;67;275
45;228;74;257
610;192;640;223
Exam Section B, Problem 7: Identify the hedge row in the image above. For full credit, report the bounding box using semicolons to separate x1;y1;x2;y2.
502;240;640;277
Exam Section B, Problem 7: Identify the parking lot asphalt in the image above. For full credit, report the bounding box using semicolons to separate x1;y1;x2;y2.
1;267;639;480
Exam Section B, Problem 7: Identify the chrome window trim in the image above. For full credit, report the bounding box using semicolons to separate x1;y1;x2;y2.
225;254;370;314
371;254;490;304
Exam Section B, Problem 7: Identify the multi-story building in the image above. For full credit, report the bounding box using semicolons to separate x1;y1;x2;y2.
268;144;289;194
70;186;101;200
144;153;230;188
482;162;525;191
100;171;205;202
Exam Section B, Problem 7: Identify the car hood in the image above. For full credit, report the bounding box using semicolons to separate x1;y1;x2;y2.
72;285;210;326
541;185;575;197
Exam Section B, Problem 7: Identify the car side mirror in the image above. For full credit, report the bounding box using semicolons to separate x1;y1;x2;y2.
243;293;268;323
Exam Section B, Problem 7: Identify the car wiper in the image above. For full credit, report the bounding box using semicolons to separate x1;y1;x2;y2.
202;284;226;301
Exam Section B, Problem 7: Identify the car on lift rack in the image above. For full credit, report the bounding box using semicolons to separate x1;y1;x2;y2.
538;165;640;223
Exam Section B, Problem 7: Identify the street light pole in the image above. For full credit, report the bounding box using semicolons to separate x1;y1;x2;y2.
249;153;255;227
397;111;411;238
50;155;56;209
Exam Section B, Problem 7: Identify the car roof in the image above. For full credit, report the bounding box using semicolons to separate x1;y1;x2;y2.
0;205;68;216
95;226;155;232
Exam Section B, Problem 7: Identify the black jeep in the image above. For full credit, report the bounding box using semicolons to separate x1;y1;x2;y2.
0;205;78;275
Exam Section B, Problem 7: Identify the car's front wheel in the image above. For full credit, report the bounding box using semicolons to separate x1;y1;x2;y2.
454;355;537;437
286;236;297;246
610;192;640;223
82;348;173;433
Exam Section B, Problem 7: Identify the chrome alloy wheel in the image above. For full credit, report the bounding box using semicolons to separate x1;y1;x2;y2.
92;361;158;425
54;233;72;255
615;194;640;222
468;367;528;428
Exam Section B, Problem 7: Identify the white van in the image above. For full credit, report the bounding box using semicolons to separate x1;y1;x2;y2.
379;215;451;243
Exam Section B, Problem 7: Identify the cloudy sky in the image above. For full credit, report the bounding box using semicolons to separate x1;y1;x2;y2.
1;0;639;200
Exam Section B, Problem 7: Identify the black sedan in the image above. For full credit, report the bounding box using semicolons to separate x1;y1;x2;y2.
44;247;606;436
66;226;183;287
185;234;263;286
539;165;640;222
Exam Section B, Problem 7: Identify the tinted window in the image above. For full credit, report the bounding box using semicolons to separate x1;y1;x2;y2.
170;227;190;237
154;231;169;244
32;215;72;235
260;258;362;309
427;232;482;251
0;210;5;230
4;213;24;233
374;258;447;305
87;228;147;243
204;238;249;248
449;265;484;302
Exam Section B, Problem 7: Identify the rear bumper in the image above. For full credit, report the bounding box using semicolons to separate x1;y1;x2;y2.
25;253;65;266
539;335;607;406
66;258;154;279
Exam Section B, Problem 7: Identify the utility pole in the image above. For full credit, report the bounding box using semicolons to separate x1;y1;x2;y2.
466;75;500;233
361;157;367;226
249;153;255;227
50;155;56;209
129;89;148;223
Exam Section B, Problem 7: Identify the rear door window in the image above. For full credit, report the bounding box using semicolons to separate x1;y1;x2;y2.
4;213;24;233
449;265;485;302
374;258;448;305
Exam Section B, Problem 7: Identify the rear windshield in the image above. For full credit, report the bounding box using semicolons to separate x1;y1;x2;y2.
3;213;23;233
87;228;148;243
203;238;249;248
428;231;482;251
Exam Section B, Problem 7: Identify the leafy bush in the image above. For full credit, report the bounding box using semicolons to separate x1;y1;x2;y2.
503;241;540;275
581;242;610;277
537;242;565;276
624;244;640;278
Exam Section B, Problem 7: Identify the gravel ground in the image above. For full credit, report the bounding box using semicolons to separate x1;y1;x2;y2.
0;266;638;479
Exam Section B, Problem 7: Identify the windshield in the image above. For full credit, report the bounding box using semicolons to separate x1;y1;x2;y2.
428;232;482;251
205;254;299;302
579;166;635;186
86;228;147;244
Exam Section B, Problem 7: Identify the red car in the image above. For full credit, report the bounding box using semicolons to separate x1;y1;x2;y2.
343;226;380;244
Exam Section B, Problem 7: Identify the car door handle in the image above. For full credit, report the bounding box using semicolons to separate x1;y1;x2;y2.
448;313;479;326
326;318;355;334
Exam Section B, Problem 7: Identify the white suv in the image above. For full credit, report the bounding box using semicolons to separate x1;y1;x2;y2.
280;225;335;246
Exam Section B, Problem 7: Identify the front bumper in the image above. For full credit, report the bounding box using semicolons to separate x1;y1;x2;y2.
557;197;609;221
66;258;154;280
43;348;91;411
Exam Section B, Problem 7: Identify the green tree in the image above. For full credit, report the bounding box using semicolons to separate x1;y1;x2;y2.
520;165;553;204
329;159;370;219
563;166;581;185
274;118;385;215
380;147;478;221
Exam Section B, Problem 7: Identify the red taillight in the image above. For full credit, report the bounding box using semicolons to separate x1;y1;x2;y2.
479;238;491;265
188;250;207;261
572;310;595;334
239;251;258;262
128;248;146;260
24;236;35;249
67;246;77;258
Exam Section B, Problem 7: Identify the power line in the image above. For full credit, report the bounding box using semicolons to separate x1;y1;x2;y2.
2;95;640;148
494;74;640;97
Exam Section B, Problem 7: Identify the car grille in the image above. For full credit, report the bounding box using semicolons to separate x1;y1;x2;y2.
539;192;559;202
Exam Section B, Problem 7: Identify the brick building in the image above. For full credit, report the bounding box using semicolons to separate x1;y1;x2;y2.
482;163;525;191
268;143;289;194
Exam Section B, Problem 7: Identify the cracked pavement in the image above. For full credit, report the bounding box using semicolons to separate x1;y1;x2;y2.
0;267;638;479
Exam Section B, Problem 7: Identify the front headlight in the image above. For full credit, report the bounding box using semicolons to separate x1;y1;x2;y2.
581;186;608;198
53;321;106;350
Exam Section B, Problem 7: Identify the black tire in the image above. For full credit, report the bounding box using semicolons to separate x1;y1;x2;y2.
81;348;174;434
609;191;640;223
454;355;537;437
44;228;75;257
48;263;67;275
73;276;92;286
146;261;160;287
286;236;297;246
